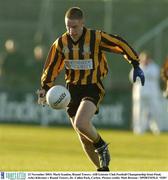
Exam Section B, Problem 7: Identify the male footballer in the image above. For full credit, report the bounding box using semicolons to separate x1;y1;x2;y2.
37;7;145;171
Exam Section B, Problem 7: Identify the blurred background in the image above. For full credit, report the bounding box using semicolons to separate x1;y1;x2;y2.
0;0;168;130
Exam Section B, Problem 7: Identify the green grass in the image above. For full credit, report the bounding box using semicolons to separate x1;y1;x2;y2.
0;124;167;171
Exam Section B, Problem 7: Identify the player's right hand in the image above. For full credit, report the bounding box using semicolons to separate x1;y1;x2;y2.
36;88;47;106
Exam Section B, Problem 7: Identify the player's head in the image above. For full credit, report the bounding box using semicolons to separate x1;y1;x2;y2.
65;7;84;41
139;51;152;66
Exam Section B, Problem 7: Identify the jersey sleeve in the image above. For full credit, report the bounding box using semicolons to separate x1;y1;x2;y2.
100;31;139;63
41;39;64;91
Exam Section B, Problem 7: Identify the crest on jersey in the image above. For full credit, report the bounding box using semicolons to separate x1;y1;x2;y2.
83;45;91;55
63;46;69;54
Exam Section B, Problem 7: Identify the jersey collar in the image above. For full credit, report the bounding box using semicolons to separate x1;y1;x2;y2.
67;27;87;45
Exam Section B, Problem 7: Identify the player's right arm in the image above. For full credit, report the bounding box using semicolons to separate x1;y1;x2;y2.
37;39;64;105
41;39;64;91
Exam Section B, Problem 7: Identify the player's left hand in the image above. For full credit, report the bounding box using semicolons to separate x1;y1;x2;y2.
133;66;145;86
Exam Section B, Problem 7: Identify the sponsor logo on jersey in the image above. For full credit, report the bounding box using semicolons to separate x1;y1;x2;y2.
64;59;93;70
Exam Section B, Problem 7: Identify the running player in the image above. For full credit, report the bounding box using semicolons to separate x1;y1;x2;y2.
37;7;145;171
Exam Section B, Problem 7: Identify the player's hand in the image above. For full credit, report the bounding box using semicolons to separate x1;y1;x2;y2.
131;61;145;86
36;88;47;106
133;66;145;86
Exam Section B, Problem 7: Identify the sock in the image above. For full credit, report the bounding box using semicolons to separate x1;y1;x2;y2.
97;167;110;171
93;135;106;149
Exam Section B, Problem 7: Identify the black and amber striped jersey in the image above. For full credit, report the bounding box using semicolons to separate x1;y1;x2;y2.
41;27;139;90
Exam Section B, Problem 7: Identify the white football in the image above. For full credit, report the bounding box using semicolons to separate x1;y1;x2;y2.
46;85;71;109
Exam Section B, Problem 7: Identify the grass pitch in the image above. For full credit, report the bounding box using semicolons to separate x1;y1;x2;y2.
0;124;167;171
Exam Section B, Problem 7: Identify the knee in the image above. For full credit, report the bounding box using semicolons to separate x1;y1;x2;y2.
74;118;87;134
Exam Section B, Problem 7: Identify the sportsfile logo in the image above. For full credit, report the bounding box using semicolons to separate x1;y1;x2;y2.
5;172;26;180
0;172;4;179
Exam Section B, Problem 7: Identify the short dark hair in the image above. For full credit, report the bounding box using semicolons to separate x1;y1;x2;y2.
65;7;84;20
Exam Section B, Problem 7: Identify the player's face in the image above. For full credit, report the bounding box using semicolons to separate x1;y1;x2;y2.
65;17;84;41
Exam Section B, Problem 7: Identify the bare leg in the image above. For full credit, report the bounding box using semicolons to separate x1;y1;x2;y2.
69;100;110;169
78;133;100;168
69;100;101;168
69;118;100;168
74;100;99;142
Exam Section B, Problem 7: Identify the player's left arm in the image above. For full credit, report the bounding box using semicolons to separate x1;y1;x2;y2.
99;31;145;86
